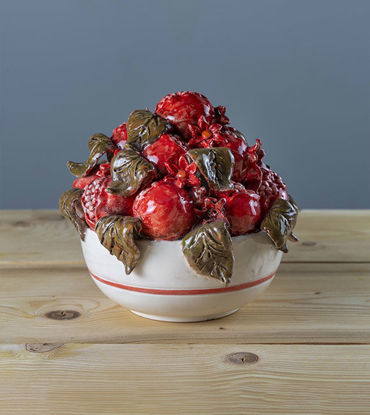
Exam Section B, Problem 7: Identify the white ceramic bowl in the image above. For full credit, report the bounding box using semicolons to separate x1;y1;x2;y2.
81;229;282;322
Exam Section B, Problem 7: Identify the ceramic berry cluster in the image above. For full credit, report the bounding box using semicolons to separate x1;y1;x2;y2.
60;91;298;283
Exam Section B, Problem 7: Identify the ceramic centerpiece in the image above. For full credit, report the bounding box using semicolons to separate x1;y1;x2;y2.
60;91;299;322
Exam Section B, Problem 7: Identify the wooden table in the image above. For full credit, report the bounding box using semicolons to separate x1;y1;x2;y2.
1;210;370;414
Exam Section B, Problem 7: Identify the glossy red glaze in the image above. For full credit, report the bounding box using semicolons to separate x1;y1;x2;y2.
258;165;288;215
72;163;111;190
212;105;230;125
69;91;291;240
143;134;187;175
243;139;265;191
73;175;98;190
155;91;213;139
133;179;195;240
111;123;127;149
81;175;135;230
224;190;261;236
189;125;248;182
242;140;288;215
213;182;248;199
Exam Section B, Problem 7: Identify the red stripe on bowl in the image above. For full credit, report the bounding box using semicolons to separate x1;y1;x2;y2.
89;269;277;296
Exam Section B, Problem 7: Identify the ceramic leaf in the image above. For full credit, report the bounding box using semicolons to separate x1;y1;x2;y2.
186;147;234;191
67;133;115;177
126;110;169;151
95;215;142;274
182;220;234;284
59;188;87;240
107;149;156;196
261;195;299;252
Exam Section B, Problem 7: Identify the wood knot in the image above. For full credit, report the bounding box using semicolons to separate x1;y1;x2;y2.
25;343;64;353
225;352;259;365
14;221;30;227
301;241;317;247
45;310;80;320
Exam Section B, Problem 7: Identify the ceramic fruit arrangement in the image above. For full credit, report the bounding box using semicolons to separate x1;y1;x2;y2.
60;91;298;283
60;91;299;320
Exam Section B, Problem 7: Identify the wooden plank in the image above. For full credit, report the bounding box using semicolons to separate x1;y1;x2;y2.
1;267;369;344
279;262;370;273
1;210;369;268
284;209;370;264
0;210;82;267
1;343;369;414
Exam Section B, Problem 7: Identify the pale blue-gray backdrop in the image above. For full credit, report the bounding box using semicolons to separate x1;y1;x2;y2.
1;0;369;208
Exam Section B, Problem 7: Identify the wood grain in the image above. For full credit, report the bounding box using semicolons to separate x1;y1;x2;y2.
1;267;369;344
1;343;369;415
1;209;369;413
1;210;370;268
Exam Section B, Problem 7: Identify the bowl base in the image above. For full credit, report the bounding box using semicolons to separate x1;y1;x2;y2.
130;308;240;322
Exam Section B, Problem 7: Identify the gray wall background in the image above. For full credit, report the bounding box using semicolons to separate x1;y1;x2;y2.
1;0;369;209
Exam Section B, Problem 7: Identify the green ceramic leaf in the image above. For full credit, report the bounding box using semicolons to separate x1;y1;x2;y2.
107;149;157;196
59;188;87;240
67;133;115;177
182;221;234;284
186;147;234;191
260;195;299;253
126;110;169;151
95;215;142;274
